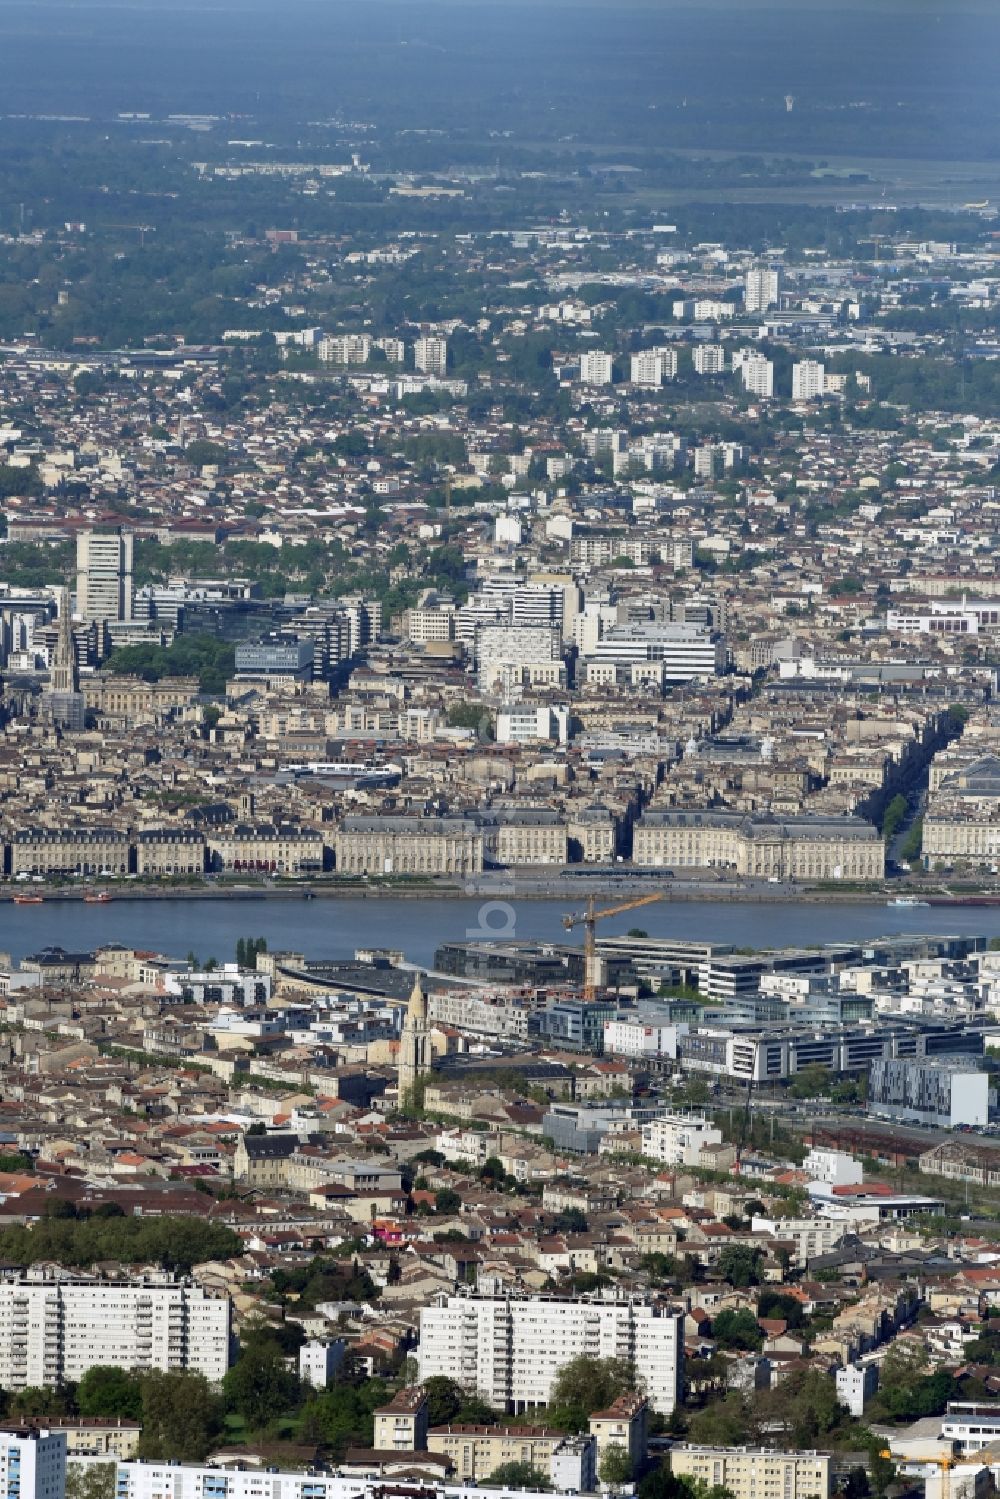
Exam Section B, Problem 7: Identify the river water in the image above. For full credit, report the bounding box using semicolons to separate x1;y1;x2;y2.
4;896;1000;969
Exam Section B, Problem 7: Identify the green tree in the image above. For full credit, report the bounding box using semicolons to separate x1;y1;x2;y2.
487;1464;551;1491
421;1375;463;1425
66;1465;116;1499
716;1245;764;1289
881;795;908;840
760;1367;844;1445
686;1392;753;1447
0;1153;33;1172
300;1377;390;1458
434;1188;462;1215
224;1338;300;1430
756;1291;805;1330
712;1308;763;1352
77;1365;143;1420
900;819;923;862
553;1207;588;1234
9;1387;71;1418
185;439;228;469
0;1214;240;1273
599;1444;635;1486
138;1371;223;1460
547;1356;636;1431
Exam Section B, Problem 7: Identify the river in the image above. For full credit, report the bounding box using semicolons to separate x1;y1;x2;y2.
4;895;1000;970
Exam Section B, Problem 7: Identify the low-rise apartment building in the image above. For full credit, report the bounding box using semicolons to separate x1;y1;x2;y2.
670;1446;831;1499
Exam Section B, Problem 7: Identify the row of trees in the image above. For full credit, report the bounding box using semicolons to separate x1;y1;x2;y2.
0;1207;241;1273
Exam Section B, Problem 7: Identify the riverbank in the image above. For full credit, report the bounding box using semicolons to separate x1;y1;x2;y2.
5;875;1000;908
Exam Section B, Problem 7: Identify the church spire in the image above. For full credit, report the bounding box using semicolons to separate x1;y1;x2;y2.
399;971;430;1101
50;587;77;695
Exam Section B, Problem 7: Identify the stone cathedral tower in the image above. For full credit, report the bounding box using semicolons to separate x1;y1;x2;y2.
398;974;430;1100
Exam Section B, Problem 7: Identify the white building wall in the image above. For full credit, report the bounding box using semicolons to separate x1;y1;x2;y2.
0;1278;230;1388
418;1296;683;1413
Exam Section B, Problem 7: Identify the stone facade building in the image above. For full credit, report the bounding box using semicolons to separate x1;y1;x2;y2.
632;810;883;881
10;827;131;877
335;816;483;876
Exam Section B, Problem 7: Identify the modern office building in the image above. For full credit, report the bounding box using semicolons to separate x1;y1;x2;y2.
0;1271;231;1388
76;529;133;624
588;623;726;683
868;1057;991;1128
418;1293;684;1413
234;638;314;681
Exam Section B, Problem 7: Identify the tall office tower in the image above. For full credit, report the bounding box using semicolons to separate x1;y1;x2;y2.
744;265;782;314
792;359;826;400
76;528;133;623
413;336;448;376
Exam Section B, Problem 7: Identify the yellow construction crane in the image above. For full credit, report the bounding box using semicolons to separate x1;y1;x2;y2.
880;1450;951;1499
563;893;662;1002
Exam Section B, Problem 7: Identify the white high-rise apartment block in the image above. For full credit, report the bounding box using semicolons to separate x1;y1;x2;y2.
630;350;662;386
630;348;679;386
692;345;727;375
318;333;372;365
740;354;774;399
414;336;448;376
76;528;133;623
579;350;614;385
745;265;782;313
119;1471;562;1499
792;359;826;400
418;1293;684;1413
375;336;406;363
117;1466;367;1499
583;429;627;457
0;1429;66;1499
0;1272;231;1388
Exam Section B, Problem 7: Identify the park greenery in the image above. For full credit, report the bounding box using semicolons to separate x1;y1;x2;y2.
0;1208;241;1273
